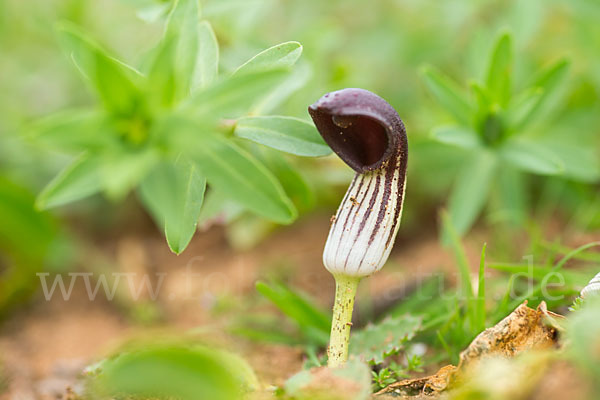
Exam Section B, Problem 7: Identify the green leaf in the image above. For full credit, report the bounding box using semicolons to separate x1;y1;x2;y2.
507;59;569;131
349;315;422;364
507;59;569;133
183;69;288;120
175;124;296;223
447;151;497;235
139;159;206;254
27;109;114;152
88;344;246;400
541;140;600;182
147;37;178;108
500;139;564;175
147;19;218;105
235;116;330;157
234;41;302;75
251;62;311;115
430;125;480;149
56;22;142;116
0;176;56;259
163;0;202;98
193;21;219;90
197;189;245;228
470;82;492;107
485;31;513;106
529;58;570;117
36;153;103;209
256;281;331;345
165;0;202;33
493;166;527;225
421;65;473;126
505;87;544;132
257;149;315;212
225;214;276;250
99;149;159;200
0;176;58;316
136;3;171;23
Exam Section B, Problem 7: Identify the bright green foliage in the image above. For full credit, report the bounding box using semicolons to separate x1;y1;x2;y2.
139;158;206;254
349;315;422;365
0;176;60;317
422;30;599;235
36;153;103;209
194;21;219;89
234;41;303;75
29;0;323;254
235;116;330;157
447;151;497;235
87;343;258;400
188;133;297;224
255;149;316;213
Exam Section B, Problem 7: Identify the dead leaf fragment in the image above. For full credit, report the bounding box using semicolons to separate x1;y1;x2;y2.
375;365;457;397
458;301;562;369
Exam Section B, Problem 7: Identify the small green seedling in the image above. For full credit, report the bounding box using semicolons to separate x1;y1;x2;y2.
371;356;423;391
371;368;396;391
29;0;330;254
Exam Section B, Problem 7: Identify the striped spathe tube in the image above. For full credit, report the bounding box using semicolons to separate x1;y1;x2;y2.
308;88;408;278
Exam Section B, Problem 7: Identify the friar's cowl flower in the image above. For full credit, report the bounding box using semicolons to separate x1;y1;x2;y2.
309;88;408;278
308;88;408;367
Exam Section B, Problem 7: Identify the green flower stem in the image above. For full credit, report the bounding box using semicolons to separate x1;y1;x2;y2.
327;275;360;368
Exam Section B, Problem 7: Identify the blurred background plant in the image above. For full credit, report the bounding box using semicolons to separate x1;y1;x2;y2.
422;31;597;236
28;1;332;255
2;0;599;243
